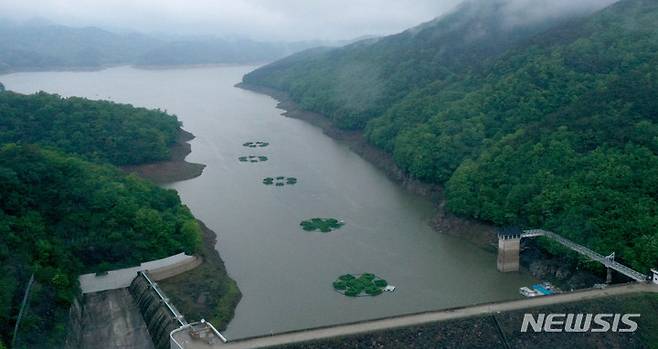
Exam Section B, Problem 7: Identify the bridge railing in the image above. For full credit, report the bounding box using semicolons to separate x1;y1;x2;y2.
521;229;648;282
138;271;187;327
170;320;227;349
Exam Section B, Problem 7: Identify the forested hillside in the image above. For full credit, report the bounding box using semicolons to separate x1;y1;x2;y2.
0;90;234;348
0;145;201;348
0;91;180;165
0;23;160;71
0;22;338;73
243;0;658;273
242;0;603;129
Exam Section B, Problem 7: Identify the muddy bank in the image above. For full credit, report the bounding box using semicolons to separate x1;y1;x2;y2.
124;128;240;329
158;220;242;331
237;83;496;244
237;82;605;290
122;128;206;184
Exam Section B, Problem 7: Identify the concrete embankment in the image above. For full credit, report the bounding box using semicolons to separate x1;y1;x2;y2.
79;289;155;349
173;283;658;349
266;285;658;349
130;272;186;349
78;253;200;294
68;254;201;349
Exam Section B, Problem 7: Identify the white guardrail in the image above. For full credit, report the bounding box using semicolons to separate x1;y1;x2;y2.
170;320;228;349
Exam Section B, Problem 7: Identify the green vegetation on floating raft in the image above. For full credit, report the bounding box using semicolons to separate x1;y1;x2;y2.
300;218;344;233
263;176;297;186
239;155;268;163
243;141;269;148
333;273;388;297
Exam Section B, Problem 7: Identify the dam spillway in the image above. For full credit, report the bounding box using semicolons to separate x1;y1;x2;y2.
67;254;201;349
129;271;187;349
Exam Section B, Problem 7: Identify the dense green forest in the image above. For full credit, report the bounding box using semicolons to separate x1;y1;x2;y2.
0;91;180;165
243;0;658;273
0;145;201;348
0;89;212;347
242;0;595;130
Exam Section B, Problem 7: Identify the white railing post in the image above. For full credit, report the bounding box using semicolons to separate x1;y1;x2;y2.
523;229;647;282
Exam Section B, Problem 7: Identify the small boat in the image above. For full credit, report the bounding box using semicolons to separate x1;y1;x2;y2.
532;283;554;295
519;287;539;297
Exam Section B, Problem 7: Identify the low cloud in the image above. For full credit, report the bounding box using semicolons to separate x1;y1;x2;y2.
500;0;618;27
0;0;462;41
0;0;619;41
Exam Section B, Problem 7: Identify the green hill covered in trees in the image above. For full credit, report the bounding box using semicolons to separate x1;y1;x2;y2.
0;90;237;348
0;145;200;347
243;0;658;273
0;21;344;73
0;91;181;165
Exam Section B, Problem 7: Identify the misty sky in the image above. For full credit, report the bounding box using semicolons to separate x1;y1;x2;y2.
0;0;616;41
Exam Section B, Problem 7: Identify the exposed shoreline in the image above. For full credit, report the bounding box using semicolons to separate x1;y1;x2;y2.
125;128;241;329
236;82;499;248
236;82;605;289
122;128;206;184
158;219;242;331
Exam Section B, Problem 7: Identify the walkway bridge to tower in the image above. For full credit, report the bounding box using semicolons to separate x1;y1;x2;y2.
497;228;648;283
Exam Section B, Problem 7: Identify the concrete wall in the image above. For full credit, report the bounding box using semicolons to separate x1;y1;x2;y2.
79;289;155;349
130;273;185;349
79;253;199;294
64;297;83;349
149;256;202;281
69;254;201;349
497;238;520;272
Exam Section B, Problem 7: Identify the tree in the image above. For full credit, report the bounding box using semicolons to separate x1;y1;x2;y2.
0;145;201;346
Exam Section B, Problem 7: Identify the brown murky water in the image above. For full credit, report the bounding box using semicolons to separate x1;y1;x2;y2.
2;65;535;339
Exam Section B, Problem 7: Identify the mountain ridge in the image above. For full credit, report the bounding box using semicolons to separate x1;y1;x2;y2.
242;0;658;272
0;22;353;73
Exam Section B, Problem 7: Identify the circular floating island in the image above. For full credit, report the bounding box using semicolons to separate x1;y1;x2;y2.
300;218;344;233
333;273;392;297
263;176;298;186
239;155;268;163
243;141;270;148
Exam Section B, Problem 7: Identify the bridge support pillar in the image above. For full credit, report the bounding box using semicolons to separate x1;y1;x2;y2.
497;235;521;272
606;267;613;284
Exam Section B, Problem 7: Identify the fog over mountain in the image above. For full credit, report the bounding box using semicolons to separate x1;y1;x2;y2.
242;0;658;276
2;1;657;349
0;0;616;41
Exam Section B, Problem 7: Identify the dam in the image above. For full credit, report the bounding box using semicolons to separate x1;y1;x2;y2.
1;66;536;339
66;254;200;349
171;283;658;349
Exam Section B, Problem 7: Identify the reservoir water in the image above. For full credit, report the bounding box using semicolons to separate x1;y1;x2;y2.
1;65;535;339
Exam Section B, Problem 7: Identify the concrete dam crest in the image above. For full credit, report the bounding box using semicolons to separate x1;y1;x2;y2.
66;254;201;349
